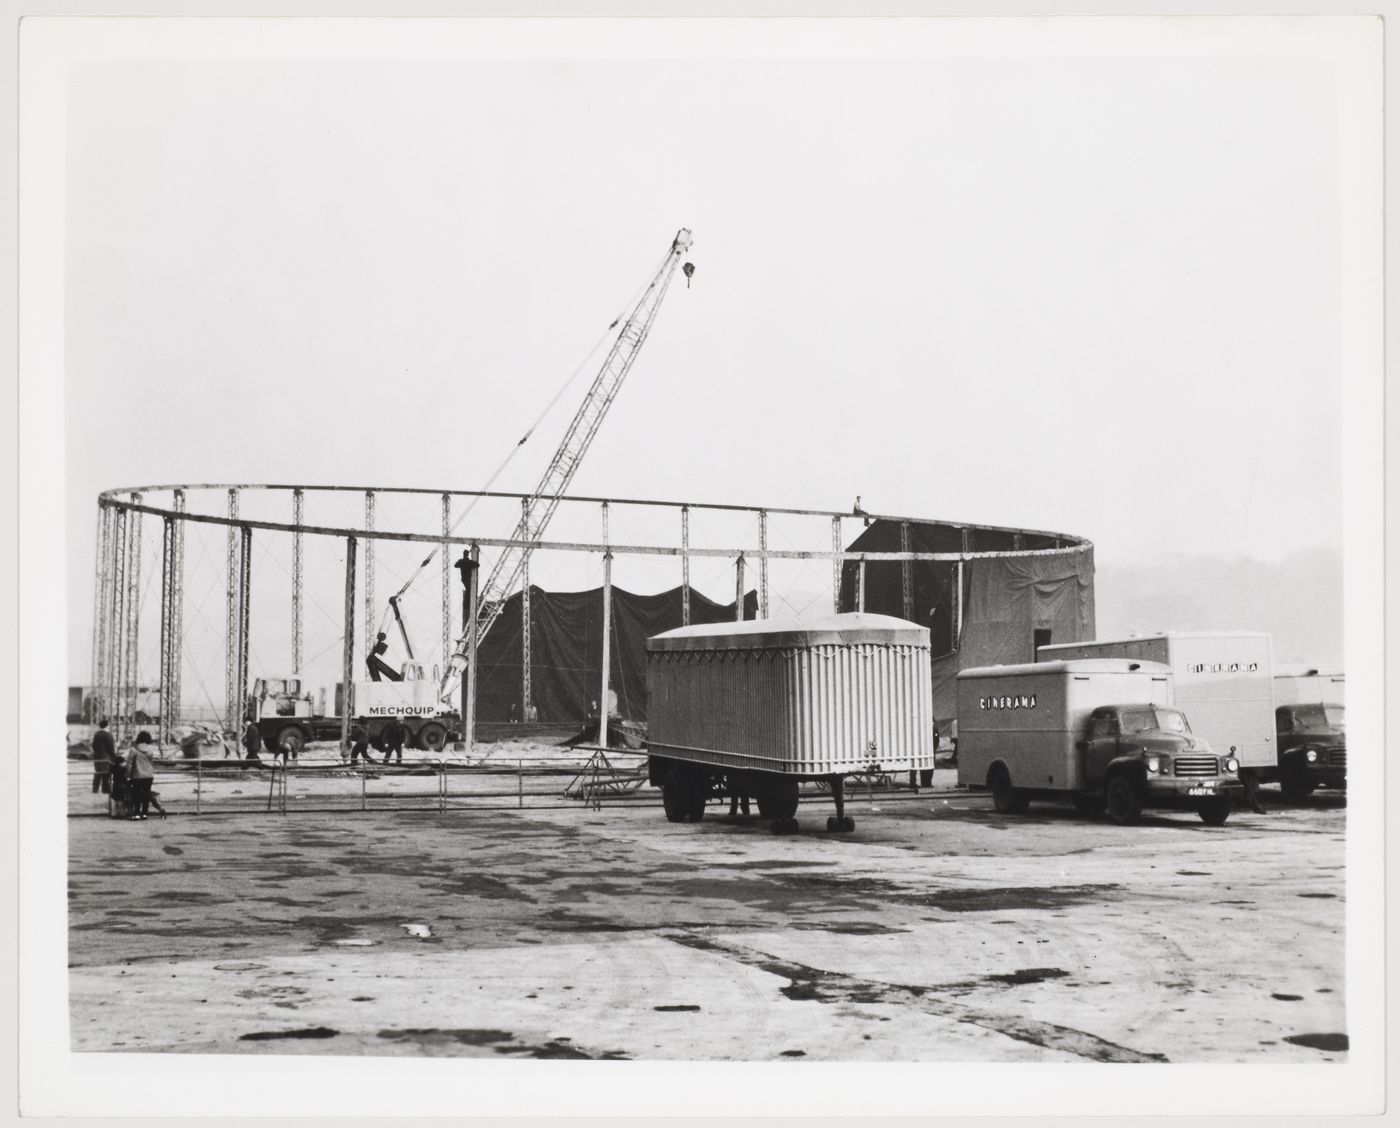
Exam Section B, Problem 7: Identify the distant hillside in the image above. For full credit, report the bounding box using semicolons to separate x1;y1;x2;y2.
1094;548;1343;668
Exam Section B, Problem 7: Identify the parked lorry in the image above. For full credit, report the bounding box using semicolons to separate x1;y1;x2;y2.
247;664;459;756
1273;665;1346;800
645;613;935;833
1038;633;1276;783
957;659;1241;825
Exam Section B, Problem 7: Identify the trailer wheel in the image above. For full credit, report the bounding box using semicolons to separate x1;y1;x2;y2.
990;766;1029;815
1197;796;1231;826
416;722;447;753
661;773;687;823
275;726;306;758
1105;774;1142;826
826;815;856;833
756;780;799;821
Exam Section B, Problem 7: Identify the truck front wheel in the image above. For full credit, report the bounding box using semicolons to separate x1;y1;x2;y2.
1105;774;1142;826
275;726;306;758
1198;796;1231;826
416;722;447;753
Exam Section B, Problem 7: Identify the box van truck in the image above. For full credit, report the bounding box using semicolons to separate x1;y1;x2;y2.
1273;666;1346;800
957;659;1241;826
1037;633;1275;782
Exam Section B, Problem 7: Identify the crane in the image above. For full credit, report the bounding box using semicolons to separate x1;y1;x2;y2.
439;228;695;702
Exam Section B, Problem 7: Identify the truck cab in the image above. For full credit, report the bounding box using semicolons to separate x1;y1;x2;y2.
1079;704;1241;825
1274;702;1346;800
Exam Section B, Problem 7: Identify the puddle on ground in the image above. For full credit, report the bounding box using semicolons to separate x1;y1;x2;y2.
1271;993;1303;1001
1283;1032;1348;1052
653;1004;701;1012
239;1026;339;1041
985;968;1070;987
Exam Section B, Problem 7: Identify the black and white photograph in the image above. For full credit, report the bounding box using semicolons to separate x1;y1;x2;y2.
14;11;1386;1120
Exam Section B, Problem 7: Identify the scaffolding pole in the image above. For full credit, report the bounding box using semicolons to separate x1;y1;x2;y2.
224;488;240;733
106;506;127;735
364;490;376;658
681;505;691;627
901;521;913;622
599;550;613;741
122;494;142;742
735;553;745;621
237;524;252;731
857;557;866;613
159;515;174;746
171;489;185;729
831;516;842;612
441;493;452;676
758;510;769;618
464;543;480;756
292;488;304;675
341;536;357;755
521;498;531;721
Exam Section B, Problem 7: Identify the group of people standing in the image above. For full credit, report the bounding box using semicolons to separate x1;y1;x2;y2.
90;719;164;820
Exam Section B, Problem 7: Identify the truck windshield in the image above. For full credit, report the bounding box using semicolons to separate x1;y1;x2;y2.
1294;704;1345;730
1119;707;1190;735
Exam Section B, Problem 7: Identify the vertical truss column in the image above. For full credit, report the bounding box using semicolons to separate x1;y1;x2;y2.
680;505;691;627
364;490;376;657
106;506;128;735
956;527;972;651
520;497;532;722
91;504;112;720
341;536;358;754
122;494;143;741
292;489;304;674
831;516;842;613
224;488;240;733
236;525;252;732
464;544;481;756
171;490;185;729
857;557;866;613
900;521;913;622
599;550;613;740
758;510;769;619
441;494;452;676
159;515;175;746
735;554;746;621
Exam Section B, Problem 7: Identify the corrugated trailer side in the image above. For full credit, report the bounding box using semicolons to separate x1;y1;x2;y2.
645;613;934;832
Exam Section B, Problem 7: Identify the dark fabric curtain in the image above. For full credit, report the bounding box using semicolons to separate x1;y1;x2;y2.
476;585;758;723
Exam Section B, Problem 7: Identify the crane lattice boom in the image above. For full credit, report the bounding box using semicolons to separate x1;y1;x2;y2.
440;228;693;701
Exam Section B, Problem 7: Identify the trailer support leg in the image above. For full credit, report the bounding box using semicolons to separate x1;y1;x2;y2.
826;774;854;833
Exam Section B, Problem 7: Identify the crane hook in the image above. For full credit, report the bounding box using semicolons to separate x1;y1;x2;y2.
683;262;695;289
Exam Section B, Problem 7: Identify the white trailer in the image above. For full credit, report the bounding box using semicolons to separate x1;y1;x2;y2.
645;612;935;833
1038;632;1276;776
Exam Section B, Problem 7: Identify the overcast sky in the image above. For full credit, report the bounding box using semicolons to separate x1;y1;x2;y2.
61;23;1361;681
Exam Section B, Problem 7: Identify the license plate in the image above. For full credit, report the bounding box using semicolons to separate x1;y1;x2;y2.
1187;786;1216;797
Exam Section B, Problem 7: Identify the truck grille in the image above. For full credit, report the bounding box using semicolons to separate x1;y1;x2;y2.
1327;748;1346;769
1172;756;1220;778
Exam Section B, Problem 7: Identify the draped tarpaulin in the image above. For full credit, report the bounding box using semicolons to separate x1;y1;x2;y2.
840;520;1095;723
475;585;758;723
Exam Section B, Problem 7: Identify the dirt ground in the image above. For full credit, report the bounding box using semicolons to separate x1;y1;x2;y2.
67;761;1347;1063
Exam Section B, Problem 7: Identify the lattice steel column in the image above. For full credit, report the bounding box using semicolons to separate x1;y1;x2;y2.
735;554;746;622
758;510;769;619
236;525;252;733
520;497;531;721
831;516;842;613
292;489;304;674
956;527;972;651
171;490;185;727
91;504;113;720
341;536;358;754
159;515;175;746
122;494;143;741
364;490;376;658
441;494;452;675
108;506;128;737
599;550;613;738
680;505;691;627
900;521;913;622
225;488;240;733
106;507;127;732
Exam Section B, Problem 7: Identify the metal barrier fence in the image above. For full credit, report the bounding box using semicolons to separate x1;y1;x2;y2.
69;753;932;820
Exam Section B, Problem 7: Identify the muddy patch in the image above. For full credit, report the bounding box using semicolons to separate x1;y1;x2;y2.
792;921;909;936
1297;893;1337;900
239;1026;339;1041
1283;1032;1348;1052
986;968;1070;987
653;1004;701;1012
1271;993;1304;1002
920;885;1118;913
378;1027;515;1047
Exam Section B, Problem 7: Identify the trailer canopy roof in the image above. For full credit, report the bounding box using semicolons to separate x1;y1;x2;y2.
958;659;1172;680
648;612;929;653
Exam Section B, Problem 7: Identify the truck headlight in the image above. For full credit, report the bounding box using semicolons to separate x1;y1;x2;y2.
1145;756;1161;774
1224;757;1239;773
1305;749;1318;763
